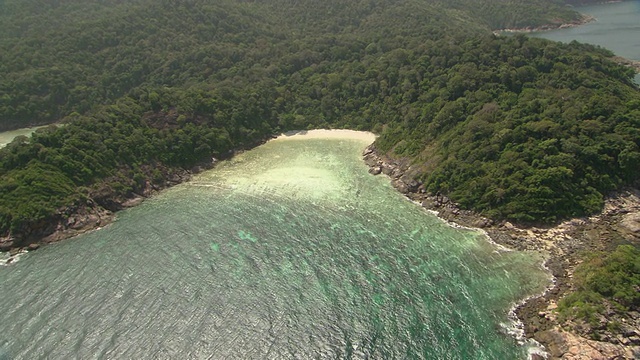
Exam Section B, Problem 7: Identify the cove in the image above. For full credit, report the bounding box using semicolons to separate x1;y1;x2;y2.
0;130;550;359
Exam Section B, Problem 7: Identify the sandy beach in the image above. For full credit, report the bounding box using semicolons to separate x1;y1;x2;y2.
273;129;376;142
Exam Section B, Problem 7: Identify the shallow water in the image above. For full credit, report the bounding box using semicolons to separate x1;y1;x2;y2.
0;132;550;359
0;126;46;148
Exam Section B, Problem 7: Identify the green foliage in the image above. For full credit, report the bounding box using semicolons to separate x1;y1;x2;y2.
0;0;639;238
559;245;640;323
0;162;78;234
440;0;582;29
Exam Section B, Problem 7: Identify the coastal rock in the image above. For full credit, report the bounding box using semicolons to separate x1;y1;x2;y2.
368;166;382;175
402;177;420;192
421;198;436;209
472;217;493;228
535;330;569;358
0;239;13;252
122;196;145;208
393;179;409;194
363;154;378;167
381;165;394;176
619;212;640;235
27;243;40;251
536;328;634;360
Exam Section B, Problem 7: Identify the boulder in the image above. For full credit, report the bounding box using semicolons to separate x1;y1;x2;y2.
393;180;409;194
535;330;568;358
473;217;493;228
620;212;640;234
27;243;40;251
381;165;394;176
363;154;378;166
0;239;14;252
406;179;420;192
421;199;435;209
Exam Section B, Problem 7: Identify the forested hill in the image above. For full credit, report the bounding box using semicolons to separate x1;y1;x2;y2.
0;0;580;130
0;0;639;243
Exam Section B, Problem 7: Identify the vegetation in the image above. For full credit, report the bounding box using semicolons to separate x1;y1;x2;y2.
558;245;640;329
375;37;640;223
0;0;639;240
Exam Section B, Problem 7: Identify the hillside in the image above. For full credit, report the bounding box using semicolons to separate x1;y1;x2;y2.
1;0;638;238
0;0;584;130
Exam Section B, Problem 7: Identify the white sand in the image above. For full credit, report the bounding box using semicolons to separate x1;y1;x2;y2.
273;129;376;143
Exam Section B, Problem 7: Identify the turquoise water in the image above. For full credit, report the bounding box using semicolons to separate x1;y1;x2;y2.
0;132;549;359
530;0;640;84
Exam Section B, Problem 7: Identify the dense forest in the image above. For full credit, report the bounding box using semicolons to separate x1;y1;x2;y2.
2;0;640;344
0;0;639;239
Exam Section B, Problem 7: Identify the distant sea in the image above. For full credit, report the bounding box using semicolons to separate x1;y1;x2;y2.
530;0;640;84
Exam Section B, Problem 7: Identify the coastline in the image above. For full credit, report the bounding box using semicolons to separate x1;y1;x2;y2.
493;14;595;35
612;56;640;74
2;130;639;358
362;144;640;359
0;129;375;259
0;131;279;256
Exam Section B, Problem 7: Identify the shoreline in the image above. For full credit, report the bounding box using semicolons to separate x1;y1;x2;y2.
273;129;376;142
493;14;595;35
0;131;279;256
0;129;375;259
362;144;640;359
494;9;640;77
2;130;639;358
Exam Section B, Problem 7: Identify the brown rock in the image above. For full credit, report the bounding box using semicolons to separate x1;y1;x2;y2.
620;212;640;234
535;330;568;358
27;243;40;251
421;199;435;209
0;240;13;252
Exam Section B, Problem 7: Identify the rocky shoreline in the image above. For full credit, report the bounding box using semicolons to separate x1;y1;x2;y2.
363;144;640;360
0;164;205;262
611;56;640;74
493;14;595;35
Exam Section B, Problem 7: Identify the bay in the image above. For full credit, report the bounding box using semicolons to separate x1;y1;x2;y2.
0;130;550;359
529;0;640;84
